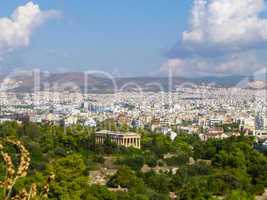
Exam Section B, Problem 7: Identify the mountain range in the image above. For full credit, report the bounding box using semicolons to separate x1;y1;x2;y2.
0;72;265;93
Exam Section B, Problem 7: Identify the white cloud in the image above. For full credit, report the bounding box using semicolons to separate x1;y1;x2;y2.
161;58;213;77
0;1;60;56
164;0;267;76
162;52;267;77
183;0;267;50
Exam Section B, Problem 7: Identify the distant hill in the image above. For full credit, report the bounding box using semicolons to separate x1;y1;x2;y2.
0;72;265;93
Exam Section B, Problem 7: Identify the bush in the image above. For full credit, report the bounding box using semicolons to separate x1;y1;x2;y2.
117;155;145;171
165;152;189;166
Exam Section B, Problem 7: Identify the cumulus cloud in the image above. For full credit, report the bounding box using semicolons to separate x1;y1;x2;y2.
184;0;267;48
163;0;267;76
0;1;60;56
163;52;267;77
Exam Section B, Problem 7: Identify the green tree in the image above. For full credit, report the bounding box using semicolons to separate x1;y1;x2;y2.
47;154;88;199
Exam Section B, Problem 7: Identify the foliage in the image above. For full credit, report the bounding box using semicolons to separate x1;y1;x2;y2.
0;121;267;199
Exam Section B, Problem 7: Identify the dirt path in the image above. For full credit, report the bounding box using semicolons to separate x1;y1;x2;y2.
256;189;267;200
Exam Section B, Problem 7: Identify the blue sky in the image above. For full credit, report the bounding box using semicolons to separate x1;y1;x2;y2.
0;0;192;76
1;0;267;77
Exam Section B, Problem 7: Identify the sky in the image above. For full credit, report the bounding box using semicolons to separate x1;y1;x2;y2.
0;0;267;77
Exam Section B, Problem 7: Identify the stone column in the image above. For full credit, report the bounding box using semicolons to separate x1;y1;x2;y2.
126;138;129;147
123;138;126;147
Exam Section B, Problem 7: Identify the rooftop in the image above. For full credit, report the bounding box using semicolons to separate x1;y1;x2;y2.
96;130;140;137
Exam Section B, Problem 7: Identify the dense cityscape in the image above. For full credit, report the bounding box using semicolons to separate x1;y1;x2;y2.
0;84;267;199
0;86;266;143
1;0;267;199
